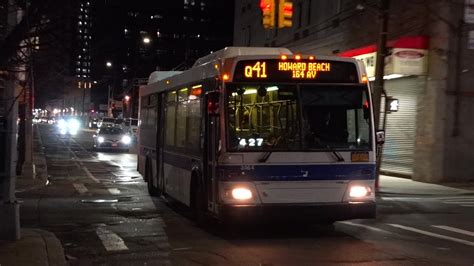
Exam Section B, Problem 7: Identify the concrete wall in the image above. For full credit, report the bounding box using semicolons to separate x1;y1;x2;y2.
234;0;474;182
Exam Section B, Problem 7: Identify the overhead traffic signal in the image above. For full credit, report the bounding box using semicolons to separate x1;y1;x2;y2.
278;0;293;28
260;0;275;28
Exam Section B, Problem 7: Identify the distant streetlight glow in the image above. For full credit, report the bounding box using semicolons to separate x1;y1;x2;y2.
143;37;151;44
124;95;130;101
106;61;112;68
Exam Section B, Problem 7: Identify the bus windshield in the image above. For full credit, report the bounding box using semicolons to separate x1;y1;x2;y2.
226;83;371;151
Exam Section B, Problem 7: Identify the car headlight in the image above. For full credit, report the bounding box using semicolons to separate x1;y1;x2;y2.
58;119;67;129
68;119;80;131
121;135;131;144
98;136;105;143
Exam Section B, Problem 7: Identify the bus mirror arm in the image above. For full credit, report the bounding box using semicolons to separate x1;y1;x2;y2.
376;130;385;145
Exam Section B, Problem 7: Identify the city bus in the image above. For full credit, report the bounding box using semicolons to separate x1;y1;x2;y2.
138;47;380;224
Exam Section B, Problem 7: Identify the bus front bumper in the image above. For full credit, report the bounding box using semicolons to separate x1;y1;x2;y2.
217;202;376;223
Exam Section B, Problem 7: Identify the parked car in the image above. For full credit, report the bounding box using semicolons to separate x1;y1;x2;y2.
97;117;115;128
93;127;132;151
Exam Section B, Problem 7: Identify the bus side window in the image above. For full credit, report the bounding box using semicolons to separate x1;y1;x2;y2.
165;91;177;147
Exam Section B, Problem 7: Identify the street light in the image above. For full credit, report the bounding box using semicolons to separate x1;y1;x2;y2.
143;37;151;44
124;95;130;101
106;61;112;68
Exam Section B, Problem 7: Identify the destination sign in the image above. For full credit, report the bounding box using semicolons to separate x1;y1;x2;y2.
233;59;359;83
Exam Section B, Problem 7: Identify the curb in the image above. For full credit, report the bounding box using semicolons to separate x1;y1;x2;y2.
33;229;68;266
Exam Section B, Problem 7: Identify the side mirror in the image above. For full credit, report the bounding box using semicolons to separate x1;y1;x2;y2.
207;91;220;116
363;100;370;119
376;130;385;145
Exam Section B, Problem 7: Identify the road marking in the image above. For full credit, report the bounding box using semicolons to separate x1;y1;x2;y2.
442;201;474;204
387;224;474;246
432;225;474;237
338;221;391;234
96;227;128;251
108;188;120;195
83;166;100;183
433;196;474;200
73;183;88;194
61;138;100;183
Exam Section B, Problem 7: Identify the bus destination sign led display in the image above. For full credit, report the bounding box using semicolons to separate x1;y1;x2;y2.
234;59;358;83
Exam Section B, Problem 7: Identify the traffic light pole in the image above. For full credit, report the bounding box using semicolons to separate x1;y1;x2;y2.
373;0;390;189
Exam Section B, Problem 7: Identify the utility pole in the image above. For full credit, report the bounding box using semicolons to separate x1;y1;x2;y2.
373;0;390;130
21;52;35;179
0;73;21;240
373;0;390;188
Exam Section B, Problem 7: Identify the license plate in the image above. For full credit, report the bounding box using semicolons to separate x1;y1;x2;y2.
112;143;118;147
351;152;369;162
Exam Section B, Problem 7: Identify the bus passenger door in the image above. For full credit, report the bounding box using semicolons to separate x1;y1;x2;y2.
205;91;220;212
156;93;165;193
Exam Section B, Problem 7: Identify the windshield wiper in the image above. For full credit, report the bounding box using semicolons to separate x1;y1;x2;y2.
331;151;345;162
258;136;282;163
325;145;344;162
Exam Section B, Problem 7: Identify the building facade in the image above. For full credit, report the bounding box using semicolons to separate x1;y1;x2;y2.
34;0;93;114
234;0;474;183
91;0;234;118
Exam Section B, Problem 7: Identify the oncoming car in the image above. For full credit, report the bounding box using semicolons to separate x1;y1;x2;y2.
57;117;81;135
93;127;132;151
97;117;115;128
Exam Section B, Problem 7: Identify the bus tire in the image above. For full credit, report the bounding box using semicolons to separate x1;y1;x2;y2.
146;160;160;197
191;174;207;226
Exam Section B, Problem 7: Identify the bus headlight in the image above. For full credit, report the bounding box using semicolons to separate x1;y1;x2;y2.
121;135;131;144
220;182;259;203
349;186;371;198
231;188;252;200
98;136;105;143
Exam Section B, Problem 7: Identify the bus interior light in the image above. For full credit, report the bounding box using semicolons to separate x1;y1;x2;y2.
231;187;252;200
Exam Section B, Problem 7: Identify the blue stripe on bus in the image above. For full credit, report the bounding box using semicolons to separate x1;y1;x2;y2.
219;164;376;181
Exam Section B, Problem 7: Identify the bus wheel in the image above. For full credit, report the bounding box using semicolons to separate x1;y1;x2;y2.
146;161;160;197
191;178;207;226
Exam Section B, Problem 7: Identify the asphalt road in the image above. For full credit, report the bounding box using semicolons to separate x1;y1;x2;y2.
17;124;474;265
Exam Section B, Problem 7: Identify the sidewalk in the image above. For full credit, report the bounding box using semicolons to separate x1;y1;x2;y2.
378;175;474;196
0;124;67;266
0;229;67;266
